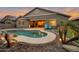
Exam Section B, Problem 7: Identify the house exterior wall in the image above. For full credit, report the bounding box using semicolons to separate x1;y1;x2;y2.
0;23;15;29
25;14;68;26
16;8;69;28
16;14;68;28
16;18;29;28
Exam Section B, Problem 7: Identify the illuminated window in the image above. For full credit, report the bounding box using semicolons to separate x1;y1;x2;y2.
38;20;45;25
49;19;57;26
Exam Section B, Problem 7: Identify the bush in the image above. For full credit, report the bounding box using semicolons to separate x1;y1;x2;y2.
67;20;79;35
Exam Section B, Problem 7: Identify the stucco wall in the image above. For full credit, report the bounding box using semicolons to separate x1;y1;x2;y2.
16;18;29;28
0;23;15;29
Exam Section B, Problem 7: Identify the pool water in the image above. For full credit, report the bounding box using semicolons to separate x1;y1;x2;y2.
6;30;47;38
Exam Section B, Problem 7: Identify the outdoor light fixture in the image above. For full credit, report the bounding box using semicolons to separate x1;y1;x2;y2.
59;38;62;42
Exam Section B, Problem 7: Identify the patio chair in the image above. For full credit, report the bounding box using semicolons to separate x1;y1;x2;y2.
44;24;53;30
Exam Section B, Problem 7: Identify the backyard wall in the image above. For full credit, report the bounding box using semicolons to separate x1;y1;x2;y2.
0;23;15;29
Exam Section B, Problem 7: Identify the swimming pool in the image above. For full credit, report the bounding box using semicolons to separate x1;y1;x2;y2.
0;28;57;44
6;30;47;38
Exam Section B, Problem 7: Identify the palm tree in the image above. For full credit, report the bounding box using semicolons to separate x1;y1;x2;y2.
59;21;68;44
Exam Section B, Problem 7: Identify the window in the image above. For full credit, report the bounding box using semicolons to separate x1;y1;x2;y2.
5;20;11;24
18;21;21;25
48;19;57;26
18;20;24;26
6;22;11;24
22;21;25;25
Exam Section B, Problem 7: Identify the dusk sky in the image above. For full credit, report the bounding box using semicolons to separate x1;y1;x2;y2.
0;7;79;19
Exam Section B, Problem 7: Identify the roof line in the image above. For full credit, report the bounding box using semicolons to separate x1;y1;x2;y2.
24;7;71;17
0;15;16;22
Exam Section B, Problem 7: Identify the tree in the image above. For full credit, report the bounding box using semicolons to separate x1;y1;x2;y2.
66;20;79;43
59;20;79;44
5;34;11;48
67;20;79;36
59;21;68;44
